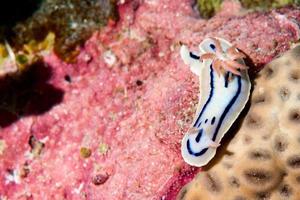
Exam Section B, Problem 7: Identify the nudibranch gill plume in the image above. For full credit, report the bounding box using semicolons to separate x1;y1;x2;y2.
180;37;251;167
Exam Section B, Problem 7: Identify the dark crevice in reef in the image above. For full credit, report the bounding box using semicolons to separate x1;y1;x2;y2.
0;0;42;27
0;60;64;128
0;0;118;62
0;0;43;47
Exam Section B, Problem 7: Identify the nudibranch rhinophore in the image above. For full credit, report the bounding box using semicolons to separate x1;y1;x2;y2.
180;37;251;167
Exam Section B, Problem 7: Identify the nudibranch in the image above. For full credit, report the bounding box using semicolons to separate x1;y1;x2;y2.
180;37;251;167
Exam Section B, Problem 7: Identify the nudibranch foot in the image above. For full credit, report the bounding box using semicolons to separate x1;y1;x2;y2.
187;127;219;149
180;37;251;167
201;134;220;149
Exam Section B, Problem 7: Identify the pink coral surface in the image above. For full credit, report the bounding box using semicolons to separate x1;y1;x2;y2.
0;0;300;199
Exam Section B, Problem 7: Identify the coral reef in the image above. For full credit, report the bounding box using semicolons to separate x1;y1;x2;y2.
196;0;223;19
177;45;300;200
1;0;118;63
0;33;55;77
240;0;299;10
197;0;300;18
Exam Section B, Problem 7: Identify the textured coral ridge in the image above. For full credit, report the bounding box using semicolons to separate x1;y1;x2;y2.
177;45;300;200
0;0;299;199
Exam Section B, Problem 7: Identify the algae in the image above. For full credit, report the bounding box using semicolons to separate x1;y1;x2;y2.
196;0;300;18
240;0;299;10
80;147;92;158
0;0;118;64
196;0;222;19
12;0;118;62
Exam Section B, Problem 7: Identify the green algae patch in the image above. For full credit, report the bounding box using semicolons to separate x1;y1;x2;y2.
98;142;109;155
196;0;222;19
240;0;299;10
0;44;8;65
0;32;55;77
196;0;300;18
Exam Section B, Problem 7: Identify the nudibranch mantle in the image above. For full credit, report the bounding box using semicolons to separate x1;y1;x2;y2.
180;37;251;167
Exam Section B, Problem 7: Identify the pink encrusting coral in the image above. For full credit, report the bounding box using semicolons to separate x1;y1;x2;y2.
0;0;300;199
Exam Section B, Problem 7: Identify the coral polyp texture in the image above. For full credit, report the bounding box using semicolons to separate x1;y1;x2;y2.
177;45;300;200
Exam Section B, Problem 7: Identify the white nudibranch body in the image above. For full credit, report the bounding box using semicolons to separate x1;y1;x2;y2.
180;37;251;167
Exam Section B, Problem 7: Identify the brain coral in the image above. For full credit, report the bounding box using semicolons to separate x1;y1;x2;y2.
177;44;300;200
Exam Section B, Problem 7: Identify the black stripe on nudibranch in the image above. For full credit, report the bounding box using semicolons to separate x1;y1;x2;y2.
189;52;200;59
194;65;214;127
195;129;203;143
187;139;207;156
224;72;230;88
205;119;208;123
211;117;216;125
187;75;242;157
210;44;216;51
212;76;242;141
